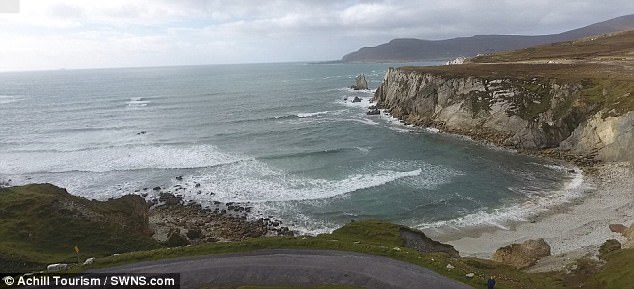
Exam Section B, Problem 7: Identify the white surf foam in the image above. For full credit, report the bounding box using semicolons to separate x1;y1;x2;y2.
126;97;150;108
417;168;589;231
297;111;330;118
347;118;379;126
0;144;247;174
0;95;22;104
337;96;374;109
184;160;424;203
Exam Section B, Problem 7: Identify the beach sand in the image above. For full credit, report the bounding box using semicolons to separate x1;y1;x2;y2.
439;162;633;271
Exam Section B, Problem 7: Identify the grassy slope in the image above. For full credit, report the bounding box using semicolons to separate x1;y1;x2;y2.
0;184;160;271
587;248;634;289
84;221;563;289
470;30;634;63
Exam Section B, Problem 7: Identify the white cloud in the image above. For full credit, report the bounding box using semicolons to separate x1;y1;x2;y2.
0;0;632;71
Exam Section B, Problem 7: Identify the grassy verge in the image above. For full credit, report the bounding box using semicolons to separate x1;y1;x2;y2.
82;220;564;289
586;248;634;289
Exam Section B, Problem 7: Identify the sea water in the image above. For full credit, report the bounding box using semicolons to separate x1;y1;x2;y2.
0;63;587;235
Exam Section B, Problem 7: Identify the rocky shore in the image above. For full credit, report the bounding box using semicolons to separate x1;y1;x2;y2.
147;192;292;245
0;183;293;271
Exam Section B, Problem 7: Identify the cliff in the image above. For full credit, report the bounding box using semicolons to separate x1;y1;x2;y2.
373;67;633;163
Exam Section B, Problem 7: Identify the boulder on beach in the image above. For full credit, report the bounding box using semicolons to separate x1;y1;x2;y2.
493;238;551;269
609;223;628;234
351;74;368;90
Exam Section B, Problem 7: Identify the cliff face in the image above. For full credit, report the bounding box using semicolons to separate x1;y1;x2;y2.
374;68;633;163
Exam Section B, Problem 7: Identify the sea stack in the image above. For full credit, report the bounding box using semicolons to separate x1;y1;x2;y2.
351;74;368;90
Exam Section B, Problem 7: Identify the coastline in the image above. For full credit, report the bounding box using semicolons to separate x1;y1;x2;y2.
375;103;632;268
435;162;632;266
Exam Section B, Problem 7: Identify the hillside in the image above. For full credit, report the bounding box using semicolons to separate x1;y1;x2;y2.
341;14;634;63
0;184;160;271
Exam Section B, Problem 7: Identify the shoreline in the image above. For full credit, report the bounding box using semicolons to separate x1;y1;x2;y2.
375;106;632;267
435;162;632;266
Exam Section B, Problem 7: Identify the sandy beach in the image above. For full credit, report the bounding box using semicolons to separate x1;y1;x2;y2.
438;162;632;270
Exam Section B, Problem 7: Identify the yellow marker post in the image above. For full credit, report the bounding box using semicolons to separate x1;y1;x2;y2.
74;246;80;264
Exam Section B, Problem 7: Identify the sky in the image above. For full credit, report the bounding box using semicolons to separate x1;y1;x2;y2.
0;0;632;71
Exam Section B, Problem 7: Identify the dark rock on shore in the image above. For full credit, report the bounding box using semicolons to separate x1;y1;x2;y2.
599;239;621;258
352;96;362;103
148;192;293;244
400;228;459;257
367;108;380;115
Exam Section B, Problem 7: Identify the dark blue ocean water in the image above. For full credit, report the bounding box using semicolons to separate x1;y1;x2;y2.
0;63;584;235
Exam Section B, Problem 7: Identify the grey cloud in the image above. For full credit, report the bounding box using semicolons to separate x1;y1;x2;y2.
2;0;633;70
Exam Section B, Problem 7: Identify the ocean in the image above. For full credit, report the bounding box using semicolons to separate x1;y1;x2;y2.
0;62;587;235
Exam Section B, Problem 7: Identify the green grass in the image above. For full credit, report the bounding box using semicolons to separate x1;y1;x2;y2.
471;30;634;63
0;184;160;271
80;220;566;289
587;248;634;289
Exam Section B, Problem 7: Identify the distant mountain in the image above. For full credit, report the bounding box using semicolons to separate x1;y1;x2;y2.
341;14;634;63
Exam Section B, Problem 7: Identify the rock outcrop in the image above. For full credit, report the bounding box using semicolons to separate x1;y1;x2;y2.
493;238;551;269
400;228;460;257
598;239;622;258
351;74;368;90
373;67;633;162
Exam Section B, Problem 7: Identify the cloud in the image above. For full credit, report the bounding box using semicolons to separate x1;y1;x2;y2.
0;0;632;71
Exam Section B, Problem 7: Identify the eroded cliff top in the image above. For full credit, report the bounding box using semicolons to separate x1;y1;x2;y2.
399;63;633;81
395;30;634;115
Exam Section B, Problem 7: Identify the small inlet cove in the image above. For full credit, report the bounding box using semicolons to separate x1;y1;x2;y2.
0;63;586;240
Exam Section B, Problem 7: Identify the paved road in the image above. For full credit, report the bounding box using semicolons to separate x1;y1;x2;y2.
97;249;474;289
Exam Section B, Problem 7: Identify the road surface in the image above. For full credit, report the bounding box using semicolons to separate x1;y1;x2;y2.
97;249;474;289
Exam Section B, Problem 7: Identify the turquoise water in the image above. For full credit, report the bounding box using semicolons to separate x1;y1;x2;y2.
0;63;583;234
